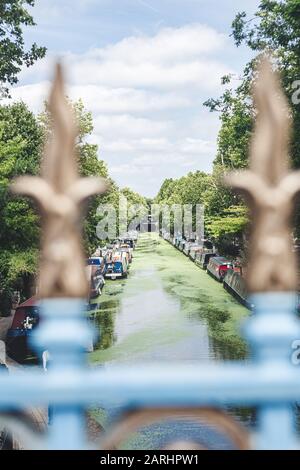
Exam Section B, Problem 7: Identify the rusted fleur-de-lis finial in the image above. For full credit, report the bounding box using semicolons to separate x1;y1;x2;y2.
226;57;300;293
11;64;107;298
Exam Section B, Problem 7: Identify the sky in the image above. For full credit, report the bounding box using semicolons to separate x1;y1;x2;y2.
10;0;261;197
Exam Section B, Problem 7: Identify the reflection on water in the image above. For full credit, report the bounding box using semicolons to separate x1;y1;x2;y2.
89;235;253;448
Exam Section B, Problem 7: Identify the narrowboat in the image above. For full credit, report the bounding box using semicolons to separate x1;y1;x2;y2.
195;252;217;269
178;240;186;252
6;297;39;363
120;250;130;269
120;243;133;262
104;252;128;279
174;237;182;249
116;237;136;251
188;244;204;260
203;239;215;251
7;296;98;363
183;242;198;257
123;238;135;249
223;270;253;309
86;257;105;299
127;231;138;242
207;256;233;281
183;242;192;256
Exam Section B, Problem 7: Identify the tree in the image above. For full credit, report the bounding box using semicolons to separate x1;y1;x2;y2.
206;206;248;256
0;92;149;313
0;0;46;97
121;187;147;207
0;102;43;314
39;98;119;253
0;99;118;314
202;0;300;252
206;1;300;170
231;0;300;168
119;187;148;234
155;171;211;237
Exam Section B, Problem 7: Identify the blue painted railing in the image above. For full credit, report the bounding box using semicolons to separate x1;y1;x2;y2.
0;291;299;449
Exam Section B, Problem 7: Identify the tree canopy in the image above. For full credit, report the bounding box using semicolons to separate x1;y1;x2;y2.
157;1;300;254
0;102;43;313
0;96;147;314
0;0;46;97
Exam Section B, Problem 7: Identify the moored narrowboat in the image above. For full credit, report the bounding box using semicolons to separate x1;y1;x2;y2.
189;244;204;261
207;256;233;281
104;252;128;279
223;269;253;309
6;297;39;363
183;242;191;256
162;232;171;242
120;243;133;263
178;240;187;252
195;252;217;269
86;257;105;299
175;237;182;249
121;238;135;250
6;295;98;363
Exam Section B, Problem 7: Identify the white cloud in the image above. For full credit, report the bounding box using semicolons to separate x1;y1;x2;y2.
94;114;172;139
4;81;51;114
70;58;228;91
69;86;190;114
94;24;225;64
9;23;234;196
66;24;230;92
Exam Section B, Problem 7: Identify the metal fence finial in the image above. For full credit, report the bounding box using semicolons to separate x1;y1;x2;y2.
11;63;107;299
225;56;300;293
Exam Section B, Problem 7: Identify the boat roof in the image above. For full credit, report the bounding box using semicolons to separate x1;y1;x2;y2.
211;256;232;264
17;296;38;308
87;257;103;265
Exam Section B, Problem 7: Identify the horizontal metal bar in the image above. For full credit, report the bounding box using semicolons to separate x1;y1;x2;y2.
0;362;300;408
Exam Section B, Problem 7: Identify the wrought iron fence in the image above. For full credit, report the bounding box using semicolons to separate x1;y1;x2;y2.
0;57;300;450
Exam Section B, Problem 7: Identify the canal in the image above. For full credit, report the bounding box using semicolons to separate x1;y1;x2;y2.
89;234;252;449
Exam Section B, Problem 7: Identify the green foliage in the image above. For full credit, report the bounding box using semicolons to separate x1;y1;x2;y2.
0;89;149;314
205;0;300;171
120;187;148;234
0;248;38;294
155;167;247;253
206;205;248;239
0;102;43;249
0;0;46;96
230;0;300;170
0;98;127;312
121;187;147;207
39;98;116;254
214;99;253;169
0;102;43;313
201;0;300;248
0;248;38;315
155;171;211;206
